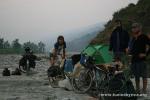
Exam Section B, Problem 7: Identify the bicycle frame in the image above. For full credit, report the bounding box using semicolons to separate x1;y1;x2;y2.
89;64;109;91
26;60;30;75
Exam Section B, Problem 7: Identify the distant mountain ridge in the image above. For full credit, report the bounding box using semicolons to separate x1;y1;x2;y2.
66;23;104;52
45;23;104;52
67;32;98;52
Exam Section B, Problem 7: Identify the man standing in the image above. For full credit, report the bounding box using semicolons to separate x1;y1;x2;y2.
109;19;129;63
130;23;150;93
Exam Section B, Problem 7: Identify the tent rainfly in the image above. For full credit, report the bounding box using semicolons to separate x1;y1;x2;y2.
82;45;113;64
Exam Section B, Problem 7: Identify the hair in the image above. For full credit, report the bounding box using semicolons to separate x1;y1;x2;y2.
25;47;30;52
57;35;65;43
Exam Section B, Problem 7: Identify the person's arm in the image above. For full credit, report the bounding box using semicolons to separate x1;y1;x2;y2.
34;55;41;61
53;43;58;57
62;42;66;59
49;44;58;66
139;35;149;58
124;31;130;53
62;49;66;59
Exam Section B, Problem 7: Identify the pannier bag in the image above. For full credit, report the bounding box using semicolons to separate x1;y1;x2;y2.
64;59;74;72
47;66;62;77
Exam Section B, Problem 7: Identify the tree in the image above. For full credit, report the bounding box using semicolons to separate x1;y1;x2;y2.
0;38;4;49
38;41;45;53
12;39;22;49
3;41;10;49
23;41;39;53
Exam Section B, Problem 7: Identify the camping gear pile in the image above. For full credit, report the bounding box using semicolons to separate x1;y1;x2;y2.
47;44;136;99
2;68;22;76
72;45;136;99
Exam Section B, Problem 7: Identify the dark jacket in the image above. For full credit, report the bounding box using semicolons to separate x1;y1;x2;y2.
130;34;150;62
109;27;129;53
147;39;150;56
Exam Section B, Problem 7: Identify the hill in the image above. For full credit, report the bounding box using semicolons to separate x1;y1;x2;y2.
91;0;150;44
67;32;98;52
67;23;104;52
45;23;104;52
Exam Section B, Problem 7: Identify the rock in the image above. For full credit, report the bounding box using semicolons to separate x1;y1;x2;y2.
58;78;73;91
7;97;20;100
0;55;89;100
43;82;49;86
45;96;58;100
62;98;75;100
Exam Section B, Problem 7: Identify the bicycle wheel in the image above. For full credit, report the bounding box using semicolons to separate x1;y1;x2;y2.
19;60;30;73
26;60;30;75
71;69;93;94
19;64;28;73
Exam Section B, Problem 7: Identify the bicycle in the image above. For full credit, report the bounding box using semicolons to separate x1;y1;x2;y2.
48;56;73;88
19;54;38;74
71;54;137;100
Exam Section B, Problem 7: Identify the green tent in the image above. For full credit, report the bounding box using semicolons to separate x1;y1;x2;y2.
82;44;113;64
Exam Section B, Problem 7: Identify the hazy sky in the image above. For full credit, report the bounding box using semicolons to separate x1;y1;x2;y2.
0;0;138;43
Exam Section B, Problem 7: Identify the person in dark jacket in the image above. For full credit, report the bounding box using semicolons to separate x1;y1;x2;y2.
109;19;129;64
130;23;150;94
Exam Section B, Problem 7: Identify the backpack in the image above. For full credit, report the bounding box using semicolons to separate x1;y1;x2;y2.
64;59;74;72
108;73;125;93
2;68;11;76
108;73;137;100
71;54;81;65
47;66;62;77
12;68;22;75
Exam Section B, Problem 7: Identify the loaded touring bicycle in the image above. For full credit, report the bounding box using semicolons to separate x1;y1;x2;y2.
19;50;38;74
71;45;137;100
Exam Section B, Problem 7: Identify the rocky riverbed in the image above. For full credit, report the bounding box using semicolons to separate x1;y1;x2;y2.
0;54;149;100
0;54;91;100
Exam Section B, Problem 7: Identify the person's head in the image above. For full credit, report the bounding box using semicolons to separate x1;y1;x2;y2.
132;23;142;36
57;35;65;45
25;47;31;53
5;68;8;70
115;19;122;28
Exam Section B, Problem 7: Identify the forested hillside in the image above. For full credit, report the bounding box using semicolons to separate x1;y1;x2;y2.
91;0;150;44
